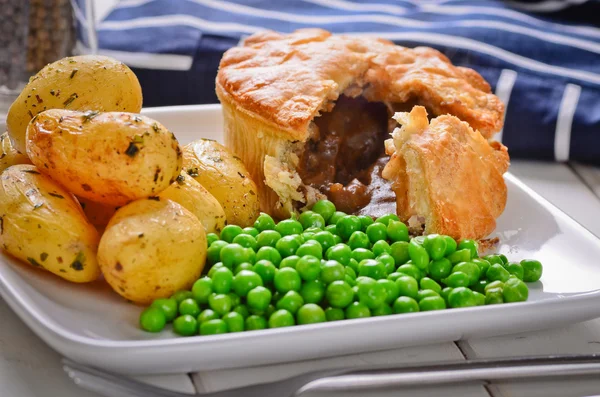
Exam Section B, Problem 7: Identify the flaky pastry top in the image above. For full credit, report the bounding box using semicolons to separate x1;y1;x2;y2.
217;29;504;141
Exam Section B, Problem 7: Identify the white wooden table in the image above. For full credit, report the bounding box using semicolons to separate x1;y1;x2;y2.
2;159;600;397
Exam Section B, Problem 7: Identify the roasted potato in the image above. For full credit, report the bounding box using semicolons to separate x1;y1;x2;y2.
1;131;31;172
27;109;183;206
158;172;226;234
98;197;206;304
7;55;142;153
0;164;100;283
183;139;259;227
78;197;119;231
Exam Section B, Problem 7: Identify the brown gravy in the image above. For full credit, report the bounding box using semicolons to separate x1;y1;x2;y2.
297;95;396;215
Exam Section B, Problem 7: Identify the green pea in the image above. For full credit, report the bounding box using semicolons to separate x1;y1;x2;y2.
333;235;343;245
377;279;400;304
442;271;470;288
206;233;219;246
387;220;409;242
355;215;372;229
232;270;263;297
221;225;243;243
171;290;193;304
247;286;272;311
211;267;233;294
472;258;491;280
232;304;250;319
443;236;457;256
506;262;524;280
447;287;477;308
377;253;396;275
351;248;375;263
256;230;282;249
324;224;339;235
423;234;447;260
521;259;543;282
197;309;219;324
374;303;394;316
452;262;481;286
336;215;362;241
325;307;345;321
441;287;453;303
419;296;446;311
296;240;323;259
276;219;303;237
485;287;504;305
297;304;326;324
417;289;439;301
370;241;389;258
254;246;281;266
208;262;225;277
139;307;166;333
245;315;267;330
503;277;529;302
412;236;426;245
473;279;489;294
234;262;254;274
429;258;452;282
484;254;504;266
328;211;347;226
222;312;244;332
420;277;442;294
393;296;420;314
326;280;354;308
276;235;301;258
375;213;400;226
499;254;509;265
387;272;403;281
190;277;212;304
347;258;360;274
254;212;276;232
173;314;198;336
312;231;335;252
220;243;249;268
345;266;357;280
274;267;302;293
473;291;486;306
276;291;304;314
279;255;300;269
301;211;326;230
207;240;228;265
179;298;201;318
300;279;326;304
447;249;472;264
457;239;478;258
345;302;371;319
312;200;336;222
348;231;370;250
268;309;295;328
265;304;276;318
408;240;429;270
295;255;321;281
397;264;422;281
208;293;232;315
321;260;346;284
358;259;386;280
366;222;387;243
390;241;410;266
150;298;178;322
199;319;228;335
487;263;511;282
232;234;258;251
242;227;259;237
358;279;388;309
326;243;352;265
253;260;277;284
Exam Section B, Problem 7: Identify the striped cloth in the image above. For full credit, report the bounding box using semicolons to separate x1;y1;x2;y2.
74;0;600;165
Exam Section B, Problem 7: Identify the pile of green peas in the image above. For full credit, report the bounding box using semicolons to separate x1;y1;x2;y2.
138;200;544;336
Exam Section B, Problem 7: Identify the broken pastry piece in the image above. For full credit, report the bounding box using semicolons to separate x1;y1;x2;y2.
216;28;505;220
382;106;510;240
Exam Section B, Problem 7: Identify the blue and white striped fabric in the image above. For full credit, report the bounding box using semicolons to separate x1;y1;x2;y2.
73;0;600;165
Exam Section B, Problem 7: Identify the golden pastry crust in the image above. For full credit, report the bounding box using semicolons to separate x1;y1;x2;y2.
382;106;509;240
217;28;504;141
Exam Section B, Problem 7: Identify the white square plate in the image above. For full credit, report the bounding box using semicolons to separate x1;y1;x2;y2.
2;105;600;375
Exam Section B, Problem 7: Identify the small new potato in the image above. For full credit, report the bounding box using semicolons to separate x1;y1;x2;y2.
183;139;259;227
158;172;226;233
0;164;100;282
7;55;142;153
27;110;183;206
98;198;207;304
1;131;31;172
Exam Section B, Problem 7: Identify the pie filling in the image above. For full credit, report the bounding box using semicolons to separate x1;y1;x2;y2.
297;95;397;217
